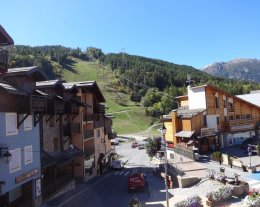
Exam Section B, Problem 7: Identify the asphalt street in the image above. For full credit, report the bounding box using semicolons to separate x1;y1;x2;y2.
54;140;156;207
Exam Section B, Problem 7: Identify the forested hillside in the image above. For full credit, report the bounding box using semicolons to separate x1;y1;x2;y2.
7;45;260;118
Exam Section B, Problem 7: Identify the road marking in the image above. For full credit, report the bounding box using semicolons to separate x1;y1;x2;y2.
124;171;130;176
119;171;125;175
114;171;120;175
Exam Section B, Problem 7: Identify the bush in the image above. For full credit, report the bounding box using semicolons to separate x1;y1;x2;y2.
211;151;222;161
174;195;202;207
206;186;232;202
206;169;216;179
245;189;260;207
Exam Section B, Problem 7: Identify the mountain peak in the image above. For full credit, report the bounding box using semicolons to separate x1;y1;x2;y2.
203;58;260;83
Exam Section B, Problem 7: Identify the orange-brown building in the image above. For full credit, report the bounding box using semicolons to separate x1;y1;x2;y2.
165;84;260;154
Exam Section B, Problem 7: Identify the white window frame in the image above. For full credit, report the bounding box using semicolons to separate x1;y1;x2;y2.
9;148;21;173
24;145;33;165
24;115;33;131
6;113;18;136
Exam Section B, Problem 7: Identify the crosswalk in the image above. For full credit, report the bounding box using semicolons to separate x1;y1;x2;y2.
112;170;130;176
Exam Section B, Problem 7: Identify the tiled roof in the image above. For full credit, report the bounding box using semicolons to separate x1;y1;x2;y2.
177;107;205;118
0;81;26;96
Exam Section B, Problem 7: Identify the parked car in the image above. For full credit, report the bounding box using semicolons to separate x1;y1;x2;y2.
111;138;119;145
112;160;124;170
138;144;145;150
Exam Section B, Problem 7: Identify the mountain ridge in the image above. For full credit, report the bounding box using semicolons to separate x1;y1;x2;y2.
203;58;260;83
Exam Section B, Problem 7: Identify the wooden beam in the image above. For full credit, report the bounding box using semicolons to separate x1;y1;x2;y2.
17;114;30;129
46;115;54;124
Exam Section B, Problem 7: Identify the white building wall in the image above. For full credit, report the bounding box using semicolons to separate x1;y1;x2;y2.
206;115;219;131
188;86;206;109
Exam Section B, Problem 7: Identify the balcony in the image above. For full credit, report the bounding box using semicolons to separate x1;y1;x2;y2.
31;95;47;113
64;123;81;136
64;101;79;114
95;120;103;128
228;118;254;132
94;104;105;113
0;48;7;73
84;129;94;140
47;100;64;114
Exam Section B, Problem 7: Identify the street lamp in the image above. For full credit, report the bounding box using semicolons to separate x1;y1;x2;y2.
160;124;169;207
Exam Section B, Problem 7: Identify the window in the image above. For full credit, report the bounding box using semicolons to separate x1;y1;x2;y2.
9;148;21;173
215;97;219;108
223;99;226;108
236;115;240;119
49;116;54;127
24;145;33;164
203;115;207;127
53;137;59;151
6;113;18;136
246;114;251;119
224;116;227;122
229;115;234;120
229;102;233;109
216;117;220;125
24;115;32;131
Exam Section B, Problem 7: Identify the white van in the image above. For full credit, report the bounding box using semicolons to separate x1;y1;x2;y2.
112;160;124;170
111;138;119;145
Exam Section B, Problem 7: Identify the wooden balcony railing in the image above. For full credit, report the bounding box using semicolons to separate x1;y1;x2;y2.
64;123;81;136
95;121;103;128
84;129;94;140
31;95;47;113
47;100;64;114
84;148;95;158
64;101;79;114
0;48;8;73
228;118;254;132
94;104;105;113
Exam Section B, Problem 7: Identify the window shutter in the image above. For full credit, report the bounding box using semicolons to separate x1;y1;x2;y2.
6;113;18;136
9;148;21;173
24;115;32;131
24;145;33;164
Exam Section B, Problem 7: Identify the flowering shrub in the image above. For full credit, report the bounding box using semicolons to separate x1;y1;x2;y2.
215;172;226;183
206;186;232;202
245;189;260;207
174;195;202;207
206;169;216;179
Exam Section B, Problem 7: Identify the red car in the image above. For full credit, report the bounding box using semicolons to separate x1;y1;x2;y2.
127;172;145;192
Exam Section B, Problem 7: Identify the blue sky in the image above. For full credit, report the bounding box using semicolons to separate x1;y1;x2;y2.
1;0;260;69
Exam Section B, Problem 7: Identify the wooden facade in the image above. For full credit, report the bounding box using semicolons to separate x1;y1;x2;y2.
169;84;260;154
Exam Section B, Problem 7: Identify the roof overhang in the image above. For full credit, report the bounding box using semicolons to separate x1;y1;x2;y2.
0;25;14;45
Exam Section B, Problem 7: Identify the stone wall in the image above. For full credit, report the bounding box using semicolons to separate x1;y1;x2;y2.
177;175;201;188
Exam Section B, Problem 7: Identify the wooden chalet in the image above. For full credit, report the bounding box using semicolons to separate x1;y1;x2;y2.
0;25;14;74
168;84;260;156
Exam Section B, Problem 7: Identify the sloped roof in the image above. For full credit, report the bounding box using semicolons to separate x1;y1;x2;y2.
237;93;260;107
5;66;48;81
0;81;26;96
36;79;65;90
177;106;206;118
0;25;14;45
62;82;78;91
175;130;195;138
71;81;105;102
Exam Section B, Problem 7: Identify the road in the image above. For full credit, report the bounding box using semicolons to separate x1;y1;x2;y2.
59;140;157;207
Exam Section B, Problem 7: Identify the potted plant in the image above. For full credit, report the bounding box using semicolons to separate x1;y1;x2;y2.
206;186;232;206
244;189;260;207
211;151;222;164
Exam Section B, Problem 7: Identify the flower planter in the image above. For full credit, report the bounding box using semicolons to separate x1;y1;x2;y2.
226;181;249;197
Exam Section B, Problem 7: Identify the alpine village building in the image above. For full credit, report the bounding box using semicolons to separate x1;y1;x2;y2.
0;25;115;206
163;84;260;158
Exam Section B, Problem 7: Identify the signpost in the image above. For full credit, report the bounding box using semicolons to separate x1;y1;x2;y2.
247;145;252;168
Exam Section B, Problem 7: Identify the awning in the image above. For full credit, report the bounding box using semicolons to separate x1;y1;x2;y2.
41;151;56;168
175;130;194;138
